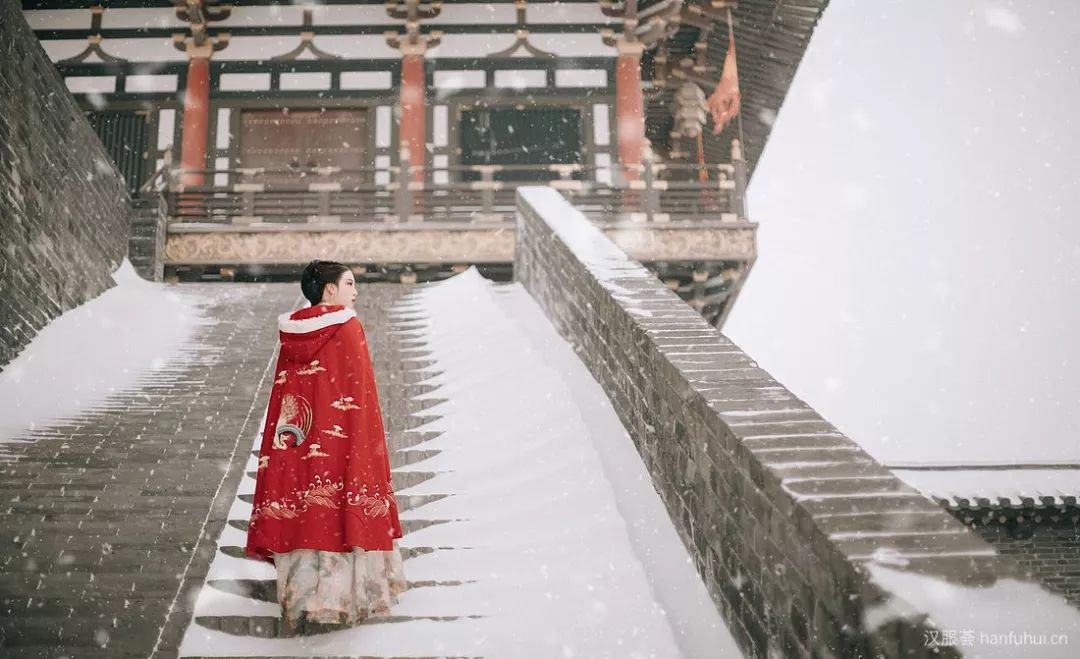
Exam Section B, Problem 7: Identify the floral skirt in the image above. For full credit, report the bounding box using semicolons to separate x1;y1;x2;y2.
274;543;407;627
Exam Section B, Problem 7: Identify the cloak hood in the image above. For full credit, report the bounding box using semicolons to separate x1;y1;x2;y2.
277;305;357;363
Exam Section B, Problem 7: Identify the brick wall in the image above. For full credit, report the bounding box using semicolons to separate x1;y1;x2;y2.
968;516;1080;609
513;186;1063;658
0;0;130;367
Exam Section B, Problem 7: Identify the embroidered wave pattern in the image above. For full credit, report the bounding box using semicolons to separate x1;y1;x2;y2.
352;494;391;517
251;476;341;523
255;501;301;521
302;475;343;509
346;481;395;518
252;476;395;523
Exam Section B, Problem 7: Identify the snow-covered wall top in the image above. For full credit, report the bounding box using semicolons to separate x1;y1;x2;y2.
512;186;1080;658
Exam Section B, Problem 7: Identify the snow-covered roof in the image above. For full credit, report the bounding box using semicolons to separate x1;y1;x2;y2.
890;464;1080;509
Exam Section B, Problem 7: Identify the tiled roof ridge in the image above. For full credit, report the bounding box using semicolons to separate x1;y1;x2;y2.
889;463;1080;511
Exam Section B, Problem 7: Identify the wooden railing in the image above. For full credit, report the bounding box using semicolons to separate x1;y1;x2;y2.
158;155;750;225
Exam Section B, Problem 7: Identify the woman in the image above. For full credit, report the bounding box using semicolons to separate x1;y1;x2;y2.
245;260;406;628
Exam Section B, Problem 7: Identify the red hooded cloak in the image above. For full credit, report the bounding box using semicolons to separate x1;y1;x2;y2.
246;304;403;563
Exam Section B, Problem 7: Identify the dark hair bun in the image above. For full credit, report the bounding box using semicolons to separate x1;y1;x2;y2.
300;259;350;305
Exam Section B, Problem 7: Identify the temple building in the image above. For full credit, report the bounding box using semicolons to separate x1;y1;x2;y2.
21;0;828;327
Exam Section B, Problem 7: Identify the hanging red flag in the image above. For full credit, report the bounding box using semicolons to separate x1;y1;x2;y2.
707;19;741;135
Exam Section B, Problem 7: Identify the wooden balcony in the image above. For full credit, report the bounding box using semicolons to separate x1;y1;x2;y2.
148;158;758;325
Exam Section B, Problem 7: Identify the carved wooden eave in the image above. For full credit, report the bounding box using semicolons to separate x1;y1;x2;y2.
384;0;443;54
173;0;232;48
488;0;556;59
171;31;230;56
58;6;127;64
680;0;737;31
271;6;343;61
651;2;735;100
600;0;682;49
170;0;231;56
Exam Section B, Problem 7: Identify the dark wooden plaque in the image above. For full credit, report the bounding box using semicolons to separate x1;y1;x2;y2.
239;108;367;187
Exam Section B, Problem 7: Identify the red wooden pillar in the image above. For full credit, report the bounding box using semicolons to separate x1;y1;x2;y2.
615;38;646;182
399;47;426;184
180;48;211;187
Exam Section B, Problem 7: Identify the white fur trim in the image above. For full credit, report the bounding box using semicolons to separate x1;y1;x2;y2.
278;307;357;334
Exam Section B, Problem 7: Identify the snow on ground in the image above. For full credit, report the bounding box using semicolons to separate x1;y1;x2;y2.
179;267;737;658
865;560;1080;658
0;260;208;448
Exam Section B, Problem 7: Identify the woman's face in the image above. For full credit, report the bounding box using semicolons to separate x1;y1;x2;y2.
322;270;357;307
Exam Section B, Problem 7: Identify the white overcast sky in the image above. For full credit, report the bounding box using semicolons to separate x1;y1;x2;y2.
725;0;1080;465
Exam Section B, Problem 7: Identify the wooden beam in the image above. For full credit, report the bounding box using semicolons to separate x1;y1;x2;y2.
30;23;619;41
